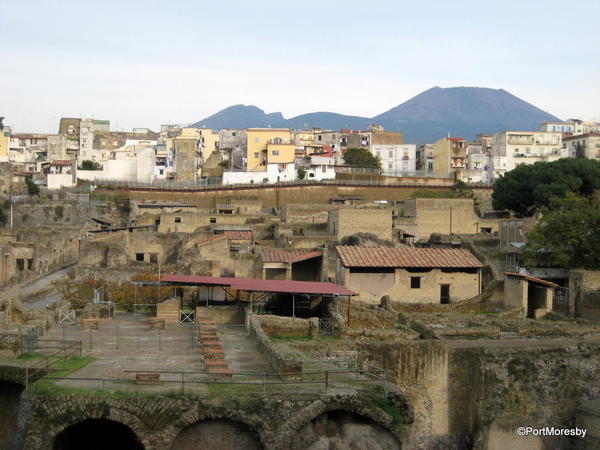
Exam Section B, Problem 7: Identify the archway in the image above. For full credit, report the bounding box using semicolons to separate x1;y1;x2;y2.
53;419;144;450
291;410;401;450
0;381;25;450
170;419;263;450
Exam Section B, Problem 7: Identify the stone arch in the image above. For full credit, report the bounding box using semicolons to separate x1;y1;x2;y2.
42;404;150;450
276;399;405;449
52;418;145;450
0;380;25;450
168;408;269;449
169;418;264;450
291;409;402;450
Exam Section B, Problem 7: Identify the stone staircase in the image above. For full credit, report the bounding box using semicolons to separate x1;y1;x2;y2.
156;298;181;324
196;310;232;379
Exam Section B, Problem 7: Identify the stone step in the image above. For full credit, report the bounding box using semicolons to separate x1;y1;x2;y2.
204;351;225;360
200;338;220;344
205;359;229;368
201;341;223;349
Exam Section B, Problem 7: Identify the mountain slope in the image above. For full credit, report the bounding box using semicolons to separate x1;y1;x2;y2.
373;86;561;142
190;87;561;142
191;105;286;129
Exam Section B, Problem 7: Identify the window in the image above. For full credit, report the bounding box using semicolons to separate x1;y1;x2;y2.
317;135;322;141
388;150;393;158
159;169;164;175
149;253;158;263
410;277;421;289
16;259;25;271
210;217;216;223
174;216;181;223
253;152;259;158
388;163;393;169
27;259;33;270
272;150;280;156
135;253;144;261
230;245;240;253
232;132;236;136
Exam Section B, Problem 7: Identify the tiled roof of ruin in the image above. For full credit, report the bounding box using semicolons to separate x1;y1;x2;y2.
224;231;253;240
261;249;323;263
336;246;483;268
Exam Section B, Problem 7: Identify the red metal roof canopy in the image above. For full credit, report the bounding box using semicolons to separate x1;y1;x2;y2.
160;274;356;296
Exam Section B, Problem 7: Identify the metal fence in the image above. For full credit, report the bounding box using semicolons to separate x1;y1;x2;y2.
93;178;493;191
30;364;387;395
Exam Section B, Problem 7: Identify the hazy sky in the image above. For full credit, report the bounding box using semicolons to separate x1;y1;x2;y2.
2;0;599;133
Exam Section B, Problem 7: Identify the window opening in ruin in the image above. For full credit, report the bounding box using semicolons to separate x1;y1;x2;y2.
135;253;144;262
410;277;421;289
27;259;33;270
174;217;181;223
16;258;25;271
210;217;217;223
149;253;158;264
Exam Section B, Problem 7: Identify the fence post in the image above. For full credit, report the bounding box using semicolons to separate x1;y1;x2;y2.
25;367;29;389
89;329;92;351
325;371;329;393
181;372;185;394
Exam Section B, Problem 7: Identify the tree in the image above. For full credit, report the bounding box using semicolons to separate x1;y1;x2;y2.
523;194;600;269
575;142;586;159
491;158;600;216
25;175;40;196
79;160;103;171
297;168;307;180
343;147;381;168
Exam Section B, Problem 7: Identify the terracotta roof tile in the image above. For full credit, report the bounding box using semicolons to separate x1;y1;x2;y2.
224;231;253;240
261;249;323;263
505;272;559;287
336;246;483;268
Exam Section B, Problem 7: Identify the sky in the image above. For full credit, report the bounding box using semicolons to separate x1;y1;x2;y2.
2;0;599;133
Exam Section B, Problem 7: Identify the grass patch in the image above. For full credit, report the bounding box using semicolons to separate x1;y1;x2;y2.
370;386;404;424
30;356;95;393
17;353;44;361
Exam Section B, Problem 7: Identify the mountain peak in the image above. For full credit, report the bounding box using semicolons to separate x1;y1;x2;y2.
191;87;560;143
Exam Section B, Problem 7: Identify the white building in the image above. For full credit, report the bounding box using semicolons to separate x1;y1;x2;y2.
490;131;565;179
222;162;297;185
463;143;490;183
371;144;417;175
562;132;600;160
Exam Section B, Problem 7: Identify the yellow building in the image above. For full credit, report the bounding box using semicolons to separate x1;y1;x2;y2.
432;137;466;177
198;129;220;162
246;129;292;171
0;126;10;161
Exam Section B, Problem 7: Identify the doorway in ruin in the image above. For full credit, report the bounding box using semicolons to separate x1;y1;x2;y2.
291;410;401;450
170;419;263;450
53;418;144;450
0;381;24;450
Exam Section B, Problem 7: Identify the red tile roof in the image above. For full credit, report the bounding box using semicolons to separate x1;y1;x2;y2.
160;274;356;296
224;231;253;240
261;249;323;263
505;272;559;288
336;246;483;268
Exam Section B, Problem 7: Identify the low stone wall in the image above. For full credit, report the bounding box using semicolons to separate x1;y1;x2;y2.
254;314;318;338
332;298;396;330
196;306;244;325
0;333;23;355
248;315;301;375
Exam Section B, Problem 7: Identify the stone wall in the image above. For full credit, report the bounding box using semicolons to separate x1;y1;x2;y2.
248;314;301;375
254;314;318;338
16;390;409;450
357;339;600;448
195;306;244;325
